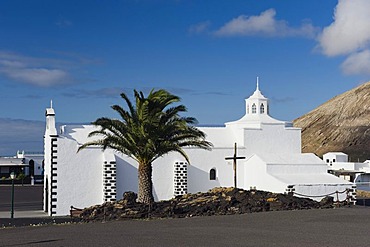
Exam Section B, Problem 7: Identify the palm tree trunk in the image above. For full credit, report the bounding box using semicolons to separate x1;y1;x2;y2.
137;162;154;204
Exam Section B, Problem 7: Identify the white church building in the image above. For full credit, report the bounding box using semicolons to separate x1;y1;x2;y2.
43;82;355;216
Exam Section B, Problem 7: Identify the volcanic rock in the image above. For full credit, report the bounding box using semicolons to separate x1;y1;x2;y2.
77;188;343;222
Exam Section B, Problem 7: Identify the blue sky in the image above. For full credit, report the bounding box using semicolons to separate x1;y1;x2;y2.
1;0;370;154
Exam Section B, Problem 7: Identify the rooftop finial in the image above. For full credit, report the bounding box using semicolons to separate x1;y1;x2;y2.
50;100;53;108
256;76;259;91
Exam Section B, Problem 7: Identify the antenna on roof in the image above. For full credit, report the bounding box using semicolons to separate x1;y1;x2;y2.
256;76;259;90
50;100;53;108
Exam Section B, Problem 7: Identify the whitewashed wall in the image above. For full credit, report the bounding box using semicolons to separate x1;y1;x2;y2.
323;153;348;163
116;147;244;202
186;148;236;193
43;135;52;213
115;154;138;200
243;155;288;193
55;138;104;215
243;124;301;156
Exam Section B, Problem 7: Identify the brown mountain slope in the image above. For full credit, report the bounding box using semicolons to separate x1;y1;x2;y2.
293;81;370;161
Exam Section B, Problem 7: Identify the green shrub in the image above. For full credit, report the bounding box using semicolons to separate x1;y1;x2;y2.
17;173;26;180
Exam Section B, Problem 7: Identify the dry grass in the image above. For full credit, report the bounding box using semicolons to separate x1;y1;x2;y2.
356;190;370;198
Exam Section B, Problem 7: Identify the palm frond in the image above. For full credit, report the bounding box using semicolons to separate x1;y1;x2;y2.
79;88;213;165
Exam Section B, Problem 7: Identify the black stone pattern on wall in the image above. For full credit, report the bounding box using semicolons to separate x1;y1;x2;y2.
174;161;188;196
103;161;117;202
50;137;58;216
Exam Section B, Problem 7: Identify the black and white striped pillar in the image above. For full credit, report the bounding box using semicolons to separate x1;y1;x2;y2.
50;137;58;216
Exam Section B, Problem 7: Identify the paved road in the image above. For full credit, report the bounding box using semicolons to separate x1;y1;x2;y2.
0;185;43;211
1;207;370;247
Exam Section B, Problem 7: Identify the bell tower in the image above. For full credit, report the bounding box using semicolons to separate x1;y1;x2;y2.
43;100;58;216
45;100;57;137
245;77;269;116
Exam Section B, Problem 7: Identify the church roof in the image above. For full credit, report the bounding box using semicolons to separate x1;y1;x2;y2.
61;124;238;149
248;153;353;184
272;173;352;185
323;152;348;156
248;79;267;100
249;153;324;165
0;157;25;166
225;79;293;128
227;112;287;126
60;125;99;144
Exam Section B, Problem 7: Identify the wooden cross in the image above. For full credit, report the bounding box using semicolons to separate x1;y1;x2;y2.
225;143;246;188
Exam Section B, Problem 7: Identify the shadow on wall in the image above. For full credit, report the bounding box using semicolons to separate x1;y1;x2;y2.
115;155;138;200
188;165;221;193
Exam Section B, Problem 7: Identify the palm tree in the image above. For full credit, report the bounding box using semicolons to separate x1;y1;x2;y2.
78;89;212;204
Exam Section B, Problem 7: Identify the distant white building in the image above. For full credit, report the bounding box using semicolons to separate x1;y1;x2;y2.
44;81;355;216
324;152;370;191
0;151;43;180
324;152;349;164
16;151;44;178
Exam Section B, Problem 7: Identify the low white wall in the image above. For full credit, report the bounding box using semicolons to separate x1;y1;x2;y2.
330;162;356;170
293;184;352;202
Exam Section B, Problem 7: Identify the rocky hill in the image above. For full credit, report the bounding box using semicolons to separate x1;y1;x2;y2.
293;81;370;161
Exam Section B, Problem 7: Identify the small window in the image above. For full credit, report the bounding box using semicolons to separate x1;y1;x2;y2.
247;105;249;114
251;104;256;114
326;159;329;163
333;159;336;162
210;168;216;180
260;104;265;114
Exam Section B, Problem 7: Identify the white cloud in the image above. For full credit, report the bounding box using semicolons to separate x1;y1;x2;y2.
316;0;370;75
214;9;317;38
1;68;68;87
341;50;370;75
188;21;211;34
0;51;70;87
318;0;370;57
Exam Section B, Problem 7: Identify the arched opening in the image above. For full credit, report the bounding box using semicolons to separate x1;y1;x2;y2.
260;103;265;114
210;168;216;180
251;103;256;114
